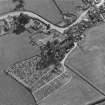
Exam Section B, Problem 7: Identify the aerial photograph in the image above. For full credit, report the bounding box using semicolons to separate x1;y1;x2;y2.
0;0;105;105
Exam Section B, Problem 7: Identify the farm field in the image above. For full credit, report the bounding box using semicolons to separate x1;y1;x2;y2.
38;68;104;105
0;0;105;105
65;24;105;95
